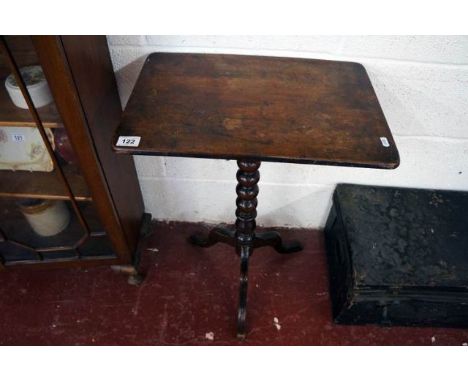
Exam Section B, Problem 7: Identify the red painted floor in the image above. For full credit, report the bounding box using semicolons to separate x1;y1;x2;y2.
1;221;467;345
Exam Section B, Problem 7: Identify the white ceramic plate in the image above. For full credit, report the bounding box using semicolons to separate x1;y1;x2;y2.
0;126;54;172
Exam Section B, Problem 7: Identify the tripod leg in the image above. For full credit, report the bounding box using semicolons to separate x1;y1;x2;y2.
189;226;235;248
254;231;303;253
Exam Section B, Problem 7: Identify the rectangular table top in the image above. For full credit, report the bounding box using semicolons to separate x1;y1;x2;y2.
114;53;399;169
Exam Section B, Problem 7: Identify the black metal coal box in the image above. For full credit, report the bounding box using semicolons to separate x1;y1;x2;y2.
324;184;468;327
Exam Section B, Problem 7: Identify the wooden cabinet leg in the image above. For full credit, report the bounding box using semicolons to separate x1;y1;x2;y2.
110;213;152;286
110;264;144;286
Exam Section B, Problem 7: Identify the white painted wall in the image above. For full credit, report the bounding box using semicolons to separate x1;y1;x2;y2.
107;36;468;228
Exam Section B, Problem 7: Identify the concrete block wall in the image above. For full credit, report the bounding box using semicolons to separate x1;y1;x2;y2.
107;36;468;228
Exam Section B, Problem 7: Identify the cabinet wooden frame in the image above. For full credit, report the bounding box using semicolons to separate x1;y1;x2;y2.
0;35;145;270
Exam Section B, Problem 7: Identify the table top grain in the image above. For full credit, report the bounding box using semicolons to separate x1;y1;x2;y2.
114;53;399;168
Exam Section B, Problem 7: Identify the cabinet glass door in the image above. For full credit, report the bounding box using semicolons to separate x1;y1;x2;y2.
0;36;115;265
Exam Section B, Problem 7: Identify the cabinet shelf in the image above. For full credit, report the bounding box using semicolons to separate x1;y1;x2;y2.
0;164;92;201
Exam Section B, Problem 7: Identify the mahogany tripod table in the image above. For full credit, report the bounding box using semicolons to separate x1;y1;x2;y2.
113;53;400;339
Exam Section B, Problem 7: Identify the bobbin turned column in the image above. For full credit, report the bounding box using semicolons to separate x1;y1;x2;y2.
188;158;303;339
235;159;260;339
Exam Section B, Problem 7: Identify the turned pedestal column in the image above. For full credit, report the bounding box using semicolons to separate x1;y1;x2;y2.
190;159;303;338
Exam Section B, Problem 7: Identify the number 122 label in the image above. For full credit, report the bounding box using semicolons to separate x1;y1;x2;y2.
116;136;141;147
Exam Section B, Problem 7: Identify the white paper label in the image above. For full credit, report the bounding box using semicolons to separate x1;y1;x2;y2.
116;136;141;147
11;133;25;143
380;137;390;147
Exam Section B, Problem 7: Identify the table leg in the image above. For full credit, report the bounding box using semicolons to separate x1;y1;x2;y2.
235;159;260;338
189;159;303;339
189;226;235;247
254;231;303;253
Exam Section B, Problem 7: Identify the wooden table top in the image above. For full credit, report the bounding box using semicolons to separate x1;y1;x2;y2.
114;53;399;169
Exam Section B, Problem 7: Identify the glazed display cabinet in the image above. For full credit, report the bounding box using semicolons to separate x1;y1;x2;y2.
0;36;146;283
